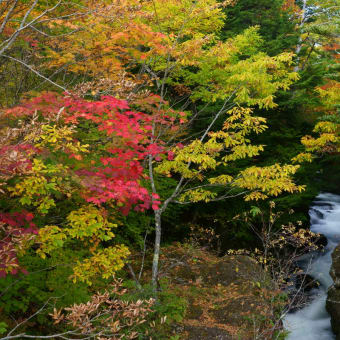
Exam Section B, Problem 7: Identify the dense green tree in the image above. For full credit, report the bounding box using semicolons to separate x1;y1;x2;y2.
222;0;298;55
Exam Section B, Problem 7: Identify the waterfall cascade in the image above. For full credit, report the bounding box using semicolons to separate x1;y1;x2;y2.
284;193;340;340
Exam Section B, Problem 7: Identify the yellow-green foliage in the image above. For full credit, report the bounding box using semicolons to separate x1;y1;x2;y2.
8;159;67;214
140;0;299;107
156;108;267;179
317;82;340;111
36;205;128;284
293;119;340;163
66;206;117;242
156;107;304;203
294;81;340;162
142;0;227;36
43;0;298;110
182;29;299;106
72;245;130;285
27;124;89;155
236;164;304;201
301;132;338;152
36;225;67;259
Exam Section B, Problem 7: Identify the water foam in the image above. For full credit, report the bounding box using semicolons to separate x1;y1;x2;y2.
283;193;340;340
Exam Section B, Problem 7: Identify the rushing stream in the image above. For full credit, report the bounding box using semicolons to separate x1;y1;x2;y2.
283;193;340;339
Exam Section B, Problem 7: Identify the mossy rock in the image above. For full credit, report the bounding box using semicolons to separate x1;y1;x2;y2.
184;325;232;340
186;297;203;319
330;244;340;288
161;244;281;339
211;296;263;326
327;244;340;339
326;286;340;339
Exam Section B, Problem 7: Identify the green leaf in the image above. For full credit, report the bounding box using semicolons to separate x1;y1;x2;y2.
250;206;261;217
0;322;8;335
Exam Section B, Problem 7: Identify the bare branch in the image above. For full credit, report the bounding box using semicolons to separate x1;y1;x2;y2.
2;54;70;93
0;0;18;34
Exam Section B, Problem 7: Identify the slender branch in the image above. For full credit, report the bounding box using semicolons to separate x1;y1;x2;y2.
0;332;79;340
294;0;307;72
173;190;248;205
138;232;148;281
7;297;54;337
160;92;238;210
0;0;18;34
28;24;81;38
0;0;54;56
127;263;143;291
2;55;69;93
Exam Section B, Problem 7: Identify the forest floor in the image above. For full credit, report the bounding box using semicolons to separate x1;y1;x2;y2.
155;244;286;339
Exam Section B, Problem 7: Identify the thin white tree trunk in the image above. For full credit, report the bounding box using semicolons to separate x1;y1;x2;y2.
151;210;162;291
294;0;308;72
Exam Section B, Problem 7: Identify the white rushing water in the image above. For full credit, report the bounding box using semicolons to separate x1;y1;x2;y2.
283;192;340;340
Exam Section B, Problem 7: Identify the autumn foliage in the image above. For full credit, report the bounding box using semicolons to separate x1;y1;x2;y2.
1;0;339;337
0;0;306;285
0;91;172;281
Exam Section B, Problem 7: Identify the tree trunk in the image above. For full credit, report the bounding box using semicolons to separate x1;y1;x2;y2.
151;210;162;292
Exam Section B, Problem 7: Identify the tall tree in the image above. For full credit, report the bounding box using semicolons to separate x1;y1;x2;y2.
1;0;305;293
293;0;340;71
221;0;298;56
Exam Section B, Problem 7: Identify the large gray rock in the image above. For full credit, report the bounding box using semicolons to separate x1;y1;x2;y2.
161;245;278;339
326;244;340;338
